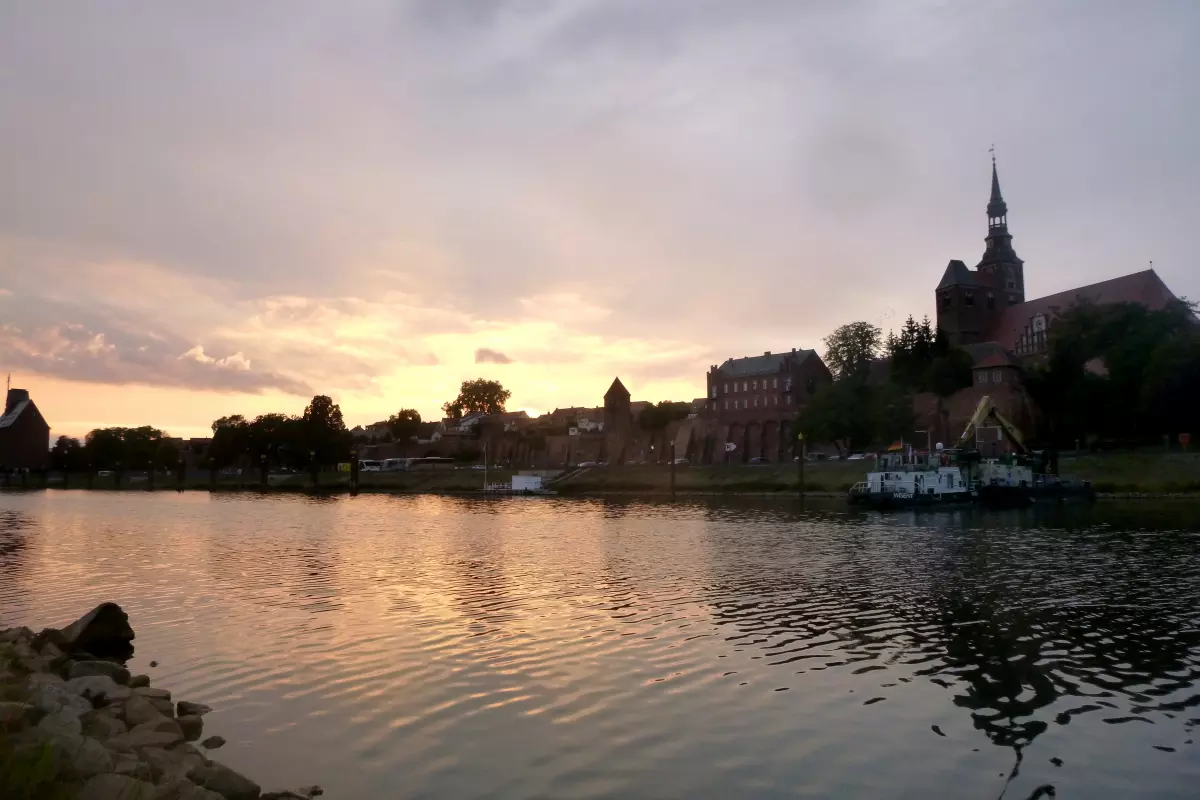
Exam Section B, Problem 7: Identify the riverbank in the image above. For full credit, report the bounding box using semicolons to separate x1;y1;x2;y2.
0;604;318;800
10;452;1200;497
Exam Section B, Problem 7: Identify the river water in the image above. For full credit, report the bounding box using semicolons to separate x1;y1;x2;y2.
1;491;1199;799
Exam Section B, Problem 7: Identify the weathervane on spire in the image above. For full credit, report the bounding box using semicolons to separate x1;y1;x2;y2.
989;143;996;166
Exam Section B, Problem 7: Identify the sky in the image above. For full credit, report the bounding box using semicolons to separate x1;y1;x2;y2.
1;0;1197;440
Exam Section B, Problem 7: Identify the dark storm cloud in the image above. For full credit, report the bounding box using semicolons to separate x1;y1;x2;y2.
475;348;514;365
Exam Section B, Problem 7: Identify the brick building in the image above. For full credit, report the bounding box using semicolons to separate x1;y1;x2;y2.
0;387;50;470
936;156;1184;355
703;348;832;462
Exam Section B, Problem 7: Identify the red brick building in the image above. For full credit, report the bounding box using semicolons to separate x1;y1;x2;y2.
703;348;832;462
0;388;50;470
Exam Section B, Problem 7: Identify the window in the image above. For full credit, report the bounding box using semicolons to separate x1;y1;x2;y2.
752;379;757;390
964;292;975;307
987;293;995;310
786;395;792;405
723;400;728;410
1006;279;1015;290
977;371;988;384
754;396;759;407
774;396;778;406
743;399;749;409
723;383;728;394
743;381;748;392
941;293;952;310
992;370;1002;383
772;378;778;389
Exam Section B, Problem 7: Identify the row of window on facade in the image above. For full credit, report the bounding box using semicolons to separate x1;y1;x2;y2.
723;395;791;410
940;291;1020;310
722;377;789;394
976;370;1005;385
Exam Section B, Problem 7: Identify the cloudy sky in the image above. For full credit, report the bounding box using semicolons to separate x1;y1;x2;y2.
2;0;1197;439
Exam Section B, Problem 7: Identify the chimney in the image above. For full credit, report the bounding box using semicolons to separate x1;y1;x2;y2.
764;351;770;356
5;388;29;415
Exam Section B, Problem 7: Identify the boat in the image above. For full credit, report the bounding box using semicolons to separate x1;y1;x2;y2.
849;451;976;508
848;395;1095;510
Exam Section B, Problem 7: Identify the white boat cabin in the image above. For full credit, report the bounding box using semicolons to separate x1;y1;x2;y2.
864;466;970;498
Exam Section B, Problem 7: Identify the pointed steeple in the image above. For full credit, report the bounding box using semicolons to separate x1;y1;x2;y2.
987;152;1007;221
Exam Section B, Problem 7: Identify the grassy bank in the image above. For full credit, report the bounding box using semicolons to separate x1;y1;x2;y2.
13;452;1200;496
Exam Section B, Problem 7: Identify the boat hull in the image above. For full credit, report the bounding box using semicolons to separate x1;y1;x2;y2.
849;490;975;509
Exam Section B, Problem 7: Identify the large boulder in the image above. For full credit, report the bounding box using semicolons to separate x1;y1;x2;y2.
0;700;35;728
152;779;229;800
177;714;204;741
37;705;84;737
113;717;186;750
69;660;132;686
187;761;262;800
178;701;213;717
74;773;158;800
29;676;93;718
141;745;208;783
124;694;169;726
58;603;135;660
41;731;115;777
66;674;133;703
82;708;129;740
0;625;34;643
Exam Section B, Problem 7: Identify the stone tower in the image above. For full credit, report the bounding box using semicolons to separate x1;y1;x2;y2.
935;155;1026;346
603;377;632;433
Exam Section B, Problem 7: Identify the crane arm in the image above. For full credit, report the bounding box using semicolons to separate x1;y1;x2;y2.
957;395;1028;455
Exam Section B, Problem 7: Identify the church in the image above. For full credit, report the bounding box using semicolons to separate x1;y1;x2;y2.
920;157;1187;451
935;157;1183;359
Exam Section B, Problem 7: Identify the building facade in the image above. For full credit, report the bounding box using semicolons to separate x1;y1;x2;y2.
0;388;50;470
703;348;832;462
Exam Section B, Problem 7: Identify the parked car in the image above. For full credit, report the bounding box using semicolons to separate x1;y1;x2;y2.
846;453;867;461
826;454;841;461
577;461;599;468
749;457;768;465
673;458;689;465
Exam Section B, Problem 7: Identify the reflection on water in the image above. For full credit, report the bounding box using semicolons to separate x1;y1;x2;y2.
1;492;1199;799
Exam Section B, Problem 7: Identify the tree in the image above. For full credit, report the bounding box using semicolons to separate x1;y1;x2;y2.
442;379;511;419
387;409;422;441
823;322;882;381
637;401;690;431
50;436;85;472
84;428;126;471
302;395;351;467
209;415;250;469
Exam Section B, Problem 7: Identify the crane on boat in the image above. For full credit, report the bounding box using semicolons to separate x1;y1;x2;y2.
957;395;1029;455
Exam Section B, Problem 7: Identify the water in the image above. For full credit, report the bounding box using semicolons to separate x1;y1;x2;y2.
2;492;1200;799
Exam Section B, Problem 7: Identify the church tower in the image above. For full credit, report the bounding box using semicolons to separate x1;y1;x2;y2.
975;155;1025;306
935;154;1026;347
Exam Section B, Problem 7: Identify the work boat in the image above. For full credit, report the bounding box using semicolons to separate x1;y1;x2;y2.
848;450;975;508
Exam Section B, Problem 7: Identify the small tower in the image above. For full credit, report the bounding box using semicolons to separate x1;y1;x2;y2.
603;377;632;434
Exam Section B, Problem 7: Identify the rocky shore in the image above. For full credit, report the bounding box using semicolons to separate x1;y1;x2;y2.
1;603;320;800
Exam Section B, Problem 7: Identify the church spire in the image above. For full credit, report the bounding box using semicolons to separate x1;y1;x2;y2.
987;148;1007;223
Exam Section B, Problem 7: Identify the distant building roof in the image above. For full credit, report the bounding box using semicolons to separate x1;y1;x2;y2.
604;377;630;401
963;341;1019;367
716;349;815;378
936;260;980;290
985;269;1182;352
0;398;30;429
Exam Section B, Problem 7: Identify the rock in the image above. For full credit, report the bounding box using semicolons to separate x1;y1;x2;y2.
141;745;208;783
28;670;66;687
43;732;115;777
178;701;213;717
152;779;228;800
30;677;94;717
75;773;158;800
40;639;66;660
124;694;169;726
187;761;262;800
70;660;132;685
135;686;172;701
115;717;185;750
150;661;159;668
0;625;34;643
262;793;308;800
112;753;152;779
82;709;129;740
178;714;204;740
201;735;227;750
0;700;35;727
37;705;85;737
66;674;133;703
307;787;323;797
130;674;151;688
58;603;135;660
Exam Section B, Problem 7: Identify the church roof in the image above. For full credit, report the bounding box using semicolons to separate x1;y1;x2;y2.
936;260;979;290
604;376;630;401
985;269;1182;351
0;398;31;429
717;349;815;377
962;341;1017;367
